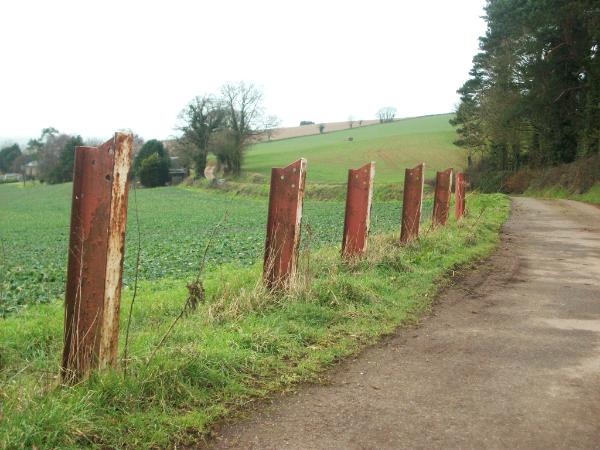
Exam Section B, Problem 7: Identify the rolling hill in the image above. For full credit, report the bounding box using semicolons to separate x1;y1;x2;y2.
244;114;465;184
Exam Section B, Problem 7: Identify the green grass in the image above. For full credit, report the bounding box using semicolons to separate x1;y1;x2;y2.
525;183;600;205
0;193;510;449
1;182;425;314
244;114;466;184
184;177;433;202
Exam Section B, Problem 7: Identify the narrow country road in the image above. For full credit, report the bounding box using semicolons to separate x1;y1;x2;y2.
207;198;600;449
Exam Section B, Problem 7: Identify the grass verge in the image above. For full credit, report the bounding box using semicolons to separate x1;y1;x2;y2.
524;184;600;205
182;177;425;202
0;193;509;449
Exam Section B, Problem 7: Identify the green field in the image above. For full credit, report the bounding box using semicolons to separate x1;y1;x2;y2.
0;116;509;449
244;114;465;183
0;191;509;449
0;182;425;314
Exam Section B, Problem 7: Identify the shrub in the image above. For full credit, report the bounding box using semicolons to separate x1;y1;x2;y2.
138;153;170;188
134;140;168;175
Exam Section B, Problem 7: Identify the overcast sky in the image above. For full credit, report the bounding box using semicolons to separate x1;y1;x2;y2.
0;0;486;144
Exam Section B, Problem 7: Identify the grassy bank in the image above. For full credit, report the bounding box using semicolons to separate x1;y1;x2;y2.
524;184;600;205
183;177;433;202
0;193;509;449
470;153;600;203
244;114;465;184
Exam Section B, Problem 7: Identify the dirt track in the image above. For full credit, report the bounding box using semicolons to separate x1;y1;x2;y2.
207;197;600;449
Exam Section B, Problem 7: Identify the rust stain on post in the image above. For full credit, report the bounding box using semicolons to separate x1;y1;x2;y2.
62;132;132;382
400;163;425;244
455;172;466;220
342;162;375;259
432;168;453;227
263;159;307;289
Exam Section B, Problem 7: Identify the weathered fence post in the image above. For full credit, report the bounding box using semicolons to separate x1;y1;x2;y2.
61;132;132;382
400;163;425;244
455;172;466;220
342;162;375;259
432;168;453;227
263;159;307;289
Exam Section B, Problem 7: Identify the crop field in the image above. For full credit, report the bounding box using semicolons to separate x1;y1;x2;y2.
244;114;465;184
0;182;433;314
0;192;509;449
0;118;506;450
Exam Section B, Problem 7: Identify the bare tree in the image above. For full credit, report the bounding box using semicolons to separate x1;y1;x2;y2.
169;134;196;174
376;107;397;123
220;82;264;175
177;95;226;178
263;115;282;141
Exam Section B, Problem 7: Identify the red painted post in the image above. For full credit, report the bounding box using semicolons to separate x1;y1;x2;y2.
400;163;425;244
342;162;375;259
61;132;132;382
263;159;307;289
455;172;466;220
432;168;453;227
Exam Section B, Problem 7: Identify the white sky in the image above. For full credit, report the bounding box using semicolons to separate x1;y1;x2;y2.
0;0;486;143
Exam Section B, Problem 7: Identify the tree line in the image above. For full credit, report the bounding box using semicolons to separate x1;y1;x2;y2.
452;0;600;175
1;79;399;187
0;82;267;186
0;127;85;184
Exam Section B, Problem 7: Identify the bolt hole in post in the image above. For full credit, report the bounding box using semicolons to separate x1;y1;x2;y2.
61;132;132;383
263;159;307;290
400;163;425;244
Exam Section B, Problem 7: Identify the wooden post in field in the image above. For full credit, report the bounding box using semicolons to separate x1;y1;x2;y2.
455;172;466;220
61;132;132;383
432;168;453;227
400;163;425;244
263;159;307;289
342;162;375;259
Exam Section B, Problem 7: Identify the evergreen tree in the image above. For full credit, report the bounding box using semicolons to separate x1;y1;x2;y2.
138;153;170;187
452;0;600;174
134;139;168;175
0;144;22;173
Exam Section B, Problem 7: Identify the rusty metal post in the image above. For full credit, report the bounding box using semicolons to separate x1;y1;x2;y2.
455;172;466;220
61;132;132;382
432;168;453;227
263;159;307;289
400;163;425;244
342;162;375;259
